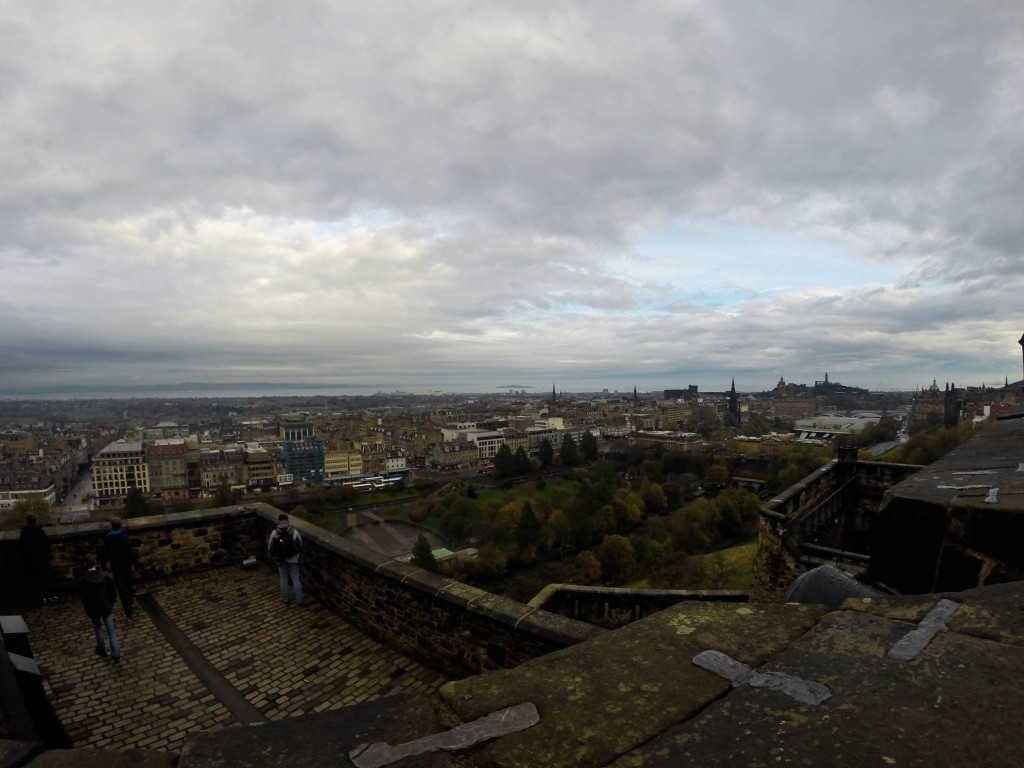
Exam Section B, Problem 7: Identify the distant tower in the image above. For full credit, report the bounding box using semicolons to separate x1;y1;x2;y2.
551;382;557;404
633;386;637;402
728;379;739;424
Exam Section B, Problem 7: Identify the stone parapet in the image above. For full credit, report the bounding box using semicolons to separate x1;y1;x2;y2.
3;503;599;682
528;584;748;628
277;509;600;676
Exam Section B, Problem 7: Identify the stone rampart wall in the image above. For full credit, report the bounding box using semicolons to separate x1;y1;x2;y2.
528;584;748;628
750;460;923;602
278;513;600;676
1;504;599;679
0;506;264;605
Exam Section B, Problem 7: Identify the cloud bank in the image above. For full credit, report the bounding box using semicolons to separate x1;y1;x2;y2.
2;1;1023;394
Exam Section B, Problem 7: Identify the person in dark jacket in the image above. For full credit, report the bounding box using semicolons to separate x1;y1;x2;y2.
78;554;120;661
19;514;55;606
268;513;303;605
101;517;138;620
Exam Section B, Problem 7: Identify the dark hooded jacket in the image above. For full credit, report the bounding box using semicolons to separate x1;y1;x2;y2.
79;569;116;618
102;529;138;575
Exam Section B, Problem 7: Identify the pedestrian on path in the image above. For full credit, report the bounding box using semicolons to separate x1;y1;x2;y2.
269;514;303;605
19;514;55;607
101;516;138;619
78;554;120;662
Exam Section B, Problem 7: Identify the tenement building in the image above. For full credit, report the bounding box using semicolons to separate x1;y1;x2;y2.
90;439;149;508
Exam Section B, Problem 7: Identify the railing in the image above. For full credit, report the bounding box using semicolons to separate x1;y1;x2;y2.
793;476;858;547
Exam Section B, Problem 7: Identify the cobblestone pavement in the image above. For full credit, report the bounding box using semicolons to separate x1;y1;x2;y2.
22;565;448;753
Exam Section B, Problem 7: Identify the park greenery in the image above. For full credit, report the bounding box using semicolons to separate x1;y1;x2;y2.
403;440;835;602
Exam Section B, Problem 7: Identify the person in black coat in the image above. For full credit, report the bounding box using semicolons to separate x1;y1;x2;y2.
78;554;120;661
101;516;138;619
19;514;55;606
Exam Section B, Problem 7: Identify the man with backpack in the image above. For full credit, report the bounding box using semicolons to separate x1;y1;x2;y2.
269;513;303;605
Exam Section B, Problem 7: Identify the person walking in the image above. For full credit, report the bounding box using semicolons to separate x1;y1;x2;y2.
19;514;55;607
101;517;138;620
269;513;303;605
78;554;120;662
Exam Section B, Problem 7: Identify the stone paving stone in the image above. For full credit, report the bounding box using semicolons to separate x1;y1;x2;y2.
610;607;1024;768
21;565;447;755
440;601;827;768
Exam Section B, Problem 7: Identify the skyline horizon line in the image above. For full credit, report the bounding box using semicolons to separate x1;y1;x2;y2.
2;374;1020;402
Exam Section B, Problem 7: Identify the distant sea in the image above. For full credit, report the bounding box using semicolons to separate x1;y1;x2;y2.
0;382;417;400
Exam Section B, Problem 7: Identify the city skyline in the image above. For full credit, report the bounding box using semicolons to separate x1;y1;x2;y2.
2;3;1023;395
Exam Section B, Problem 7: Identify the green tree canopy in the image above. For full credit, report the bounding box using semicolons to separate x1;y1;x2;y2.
290;505;312;522
559;434;579;466
515;500;543;557
123;485;152;519
5;494;52;530
514;446;532;476
598;534;636;583
493;444;516;478
579;431;599;461
214;477;241;508
410;533;438;572
537;438;554;468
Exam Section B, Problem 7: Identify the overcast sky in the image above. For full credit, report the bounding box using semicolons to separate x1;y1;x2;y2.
2;1;1023;396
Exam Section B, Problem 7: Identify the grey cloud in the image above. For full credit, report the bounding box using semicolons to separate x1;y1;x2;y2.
2;2;1023;394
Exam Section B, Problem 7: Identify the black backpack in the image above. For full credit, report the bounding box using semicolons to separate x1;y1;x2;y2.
271;528;299;561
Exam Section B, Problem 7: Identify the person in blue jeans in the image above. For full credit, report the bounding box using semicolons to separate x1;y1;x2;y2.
101;516;138;620
269;514;303;605
78;554;120;662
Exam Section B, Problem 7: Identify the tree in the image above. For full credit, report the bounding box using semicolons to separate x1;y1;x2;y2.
123;485;152;519
598;535;636;583
567;550;602;584
410;533;438;572
290;505;312;523
704;463;729;489
439;497;480;544
493;444;516;478
214;477;241;508
514;446;532;476
6;494;52;530
580;430;599;461
538;438;554;468
515;501;542;558
469;542;506;582
559;434;579;466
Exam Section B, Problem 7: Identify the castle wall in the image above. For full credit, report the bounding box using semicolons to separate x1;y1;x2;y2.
750;460;922;602
0;503;597;679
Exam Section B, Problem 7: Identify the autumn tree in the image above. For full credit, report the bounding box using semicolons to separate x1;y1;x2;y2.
703;463;729;489
598;534;636;583
567;550;602;584
5;494;52;530
515;500;542;558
